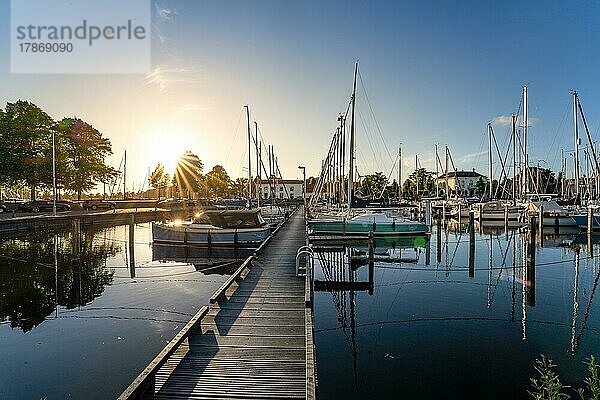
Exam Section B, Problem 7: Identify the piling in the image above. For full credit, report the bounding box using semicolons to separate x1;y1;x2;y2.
458;203;462;225
425;199;431;226
527;216;536;307
538;205;544;247
129;214;135;278
436;217;442;264
469;210;475;278
588;205;593;233
504;204;509;236
368;231;374;295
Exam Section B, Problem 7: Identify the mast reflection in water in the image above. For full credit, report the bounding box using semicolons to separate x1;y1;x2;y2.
312;223;600;400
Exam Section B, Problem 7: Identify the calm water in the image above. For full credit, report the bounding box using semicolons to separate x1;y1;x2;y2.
313;222;600;399
0;222;244;400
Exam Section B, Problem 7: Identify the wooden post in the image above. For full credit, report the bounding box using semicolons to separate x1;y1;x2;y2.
538;205;543;247
129;214;135;278
469;210;475;278
436;216;442;264
527;216;536;307
588;205;593;233
458;203;462;225
368;231;374;295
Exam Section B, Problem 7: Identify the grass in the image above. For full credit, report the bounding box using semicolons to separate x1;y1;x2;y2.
529;355;600;400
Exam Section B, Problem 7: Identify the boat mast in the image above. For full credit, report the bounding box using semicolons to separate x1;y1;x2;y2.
123;149;127;200
415;154;419;200
255;121;260;208
573;91;580;198
523;86;528;196
445;146;449;199
512;115;517;204
488;123;493;199
435;144;439;198
398;143;402;200
245;105;252;208
347;62;358;218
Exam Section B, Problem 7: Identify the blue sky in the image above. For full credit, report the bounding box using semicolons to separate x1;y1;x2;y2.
1;0;600;189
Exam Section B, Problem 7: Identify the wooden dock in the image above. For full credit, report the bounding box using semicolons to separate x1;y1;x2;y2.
119;207;316;399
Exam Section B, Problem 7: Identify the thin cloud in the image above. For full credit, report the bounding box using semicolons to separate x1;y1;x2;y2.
154;3;178;21
144;66;203;93
492;115;540;127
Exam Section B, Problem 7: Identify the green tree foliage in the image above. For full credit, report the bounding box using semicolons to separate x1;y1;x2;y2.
0;101;56;199
0;229;117;332
205;165;232;197
361;172;387;197
0;102;117;200
149;163;171;199
401;168;436;199
173;151;204;198
233;177;249;198
58;118;117;200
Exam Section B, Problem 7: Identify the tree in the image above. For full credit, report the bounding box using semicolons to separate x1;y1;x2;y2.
205;165;231;198
361;172;387;197
232;178;249;198
173;151;203;198
475;177;487;197
0;101;56;199
149;163;171;199
401;168;436;199
58;118;117;200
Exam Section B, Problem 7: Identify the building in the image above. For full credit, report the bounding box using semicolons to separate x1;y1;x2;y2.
258;178;313;200
435;169;487;197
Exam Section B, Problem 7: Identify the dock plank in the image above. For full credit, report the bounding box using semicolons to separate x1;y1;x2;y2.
120;207;311;399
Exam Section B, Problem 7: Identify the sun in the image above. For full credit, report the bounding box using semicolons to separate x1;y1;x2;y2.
144;121;196;175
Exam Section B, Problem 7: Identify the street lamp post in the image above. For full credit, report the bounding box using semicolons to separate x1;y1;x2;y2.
298;165;306;213
52;128;57;216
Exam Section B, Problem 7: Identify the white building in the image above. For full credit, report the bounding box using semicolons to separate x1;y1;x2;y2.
435;170;487;197
259;179;309;200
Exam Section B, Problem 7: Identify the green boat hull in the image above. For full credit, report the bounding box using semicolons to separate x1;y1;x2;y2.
309;220;428;236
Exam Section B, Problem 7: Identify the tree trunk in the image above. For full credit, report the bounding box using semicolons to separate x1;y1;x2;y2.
30;186;36;201
77;190;82;201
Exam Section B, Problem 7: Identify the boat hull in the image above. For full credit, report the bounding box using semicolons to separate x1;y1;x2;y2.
309;220;428;236
152;223;271;245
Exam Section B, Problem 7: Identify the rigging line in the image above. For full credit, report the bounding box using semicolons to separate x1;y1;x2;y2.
60;306;194;317
314;316;600;334
357;68;394;164
52;314;189;324
224;107;245;166
356;107;380;171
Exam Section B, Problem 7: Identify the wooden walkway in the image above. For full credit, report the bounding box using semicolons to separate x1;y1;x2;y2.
119;208;315;399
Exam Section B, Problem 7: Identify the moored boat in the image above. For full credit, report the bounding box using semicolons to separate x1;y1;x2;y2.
152;209;271;245
309;212;428;236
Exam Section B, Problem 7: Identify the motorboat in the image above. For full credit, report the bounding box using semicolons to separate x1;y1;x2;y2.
472;200;522;221
152;209;271;246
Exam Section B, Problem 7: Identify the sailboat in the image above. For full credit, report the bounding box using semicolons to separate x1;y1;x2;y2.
309;63;428;237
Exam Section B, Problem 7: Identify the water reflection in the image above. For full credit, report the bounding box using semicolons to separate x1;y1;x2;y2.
0;224;118;332
312;223;600;400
